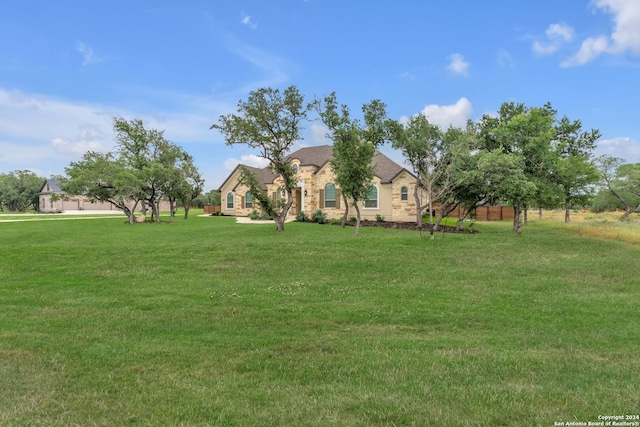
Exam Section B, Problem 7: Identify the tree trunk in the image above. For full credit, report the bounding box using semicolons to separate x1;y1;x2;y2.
538;206;543;220
513;202;522;234
169;200;175;223
354;204;361;236
155;201;161;223
564;198;571;223
341;194;349;228
428;200;434;240
184;205;190;220
274;191;294;232
414;185;423;229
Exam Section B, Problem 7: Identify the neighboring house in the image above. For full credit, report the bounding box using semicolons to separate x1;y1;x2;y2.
38;178;170;213
218;145;421;222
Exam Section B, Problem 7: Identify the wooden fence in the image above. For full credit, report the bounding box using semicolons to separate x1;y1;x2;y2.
203;205;221;214
474;206;514;221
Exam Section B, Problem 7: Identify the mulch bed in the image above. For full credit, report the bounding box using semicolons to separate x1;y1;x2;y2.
346;220;477;233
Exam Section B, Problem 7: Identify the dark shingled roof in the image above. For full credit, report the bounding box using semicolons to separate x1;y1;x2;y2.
286;145;334;169
39;178;63;194
242;165;278;190
221;144;411;190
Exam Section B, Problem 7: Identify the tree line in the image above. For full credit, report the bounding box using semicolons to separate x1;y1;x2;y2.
211;85;638;234
2;86;638;230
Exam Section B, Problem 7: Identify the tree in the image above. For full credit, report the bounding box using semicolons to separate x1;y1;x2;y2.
389;116;475;238
550;117;600;223
211;86;309;232
478;102;556;233
595;155;640;219
315;93;389;235
175;153;204;220
63;152;141;224
389;114;441;233
63;117;201;224
114;117;178;223
0;170;43;212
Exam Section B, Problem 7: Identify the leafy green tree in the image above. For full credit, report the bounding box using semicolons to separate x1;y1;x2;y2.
175;153;204;220
315;93;389;235
63;152;141;224
478;102;556;233
114;117;181;223
0;170;43;212
550;117;600;222
193;190;220;208
63;117;201;224
211;86;309;232
388;114;442;233
595;155;640;219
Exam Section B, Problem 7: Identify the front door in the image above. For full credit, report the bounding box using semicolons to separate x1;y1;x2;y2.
292;188;302;215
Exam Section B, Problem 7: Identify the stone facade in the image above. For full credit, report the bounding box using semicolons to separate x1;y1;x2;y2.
218;145;420;222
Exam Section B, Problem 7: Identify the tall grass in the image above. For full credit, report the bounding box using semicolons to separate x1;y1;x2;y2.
1;215;638;426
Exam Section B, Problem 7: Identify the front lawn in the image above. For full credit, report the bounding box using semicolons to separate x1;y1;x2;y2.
1;215;638;426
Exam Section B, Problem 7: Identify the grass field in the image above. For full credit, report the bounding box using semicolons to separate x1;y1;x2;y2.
1;211;638;426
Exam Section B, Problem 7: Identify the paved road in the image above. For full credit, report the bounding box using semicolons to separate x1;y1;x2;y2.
0;211;125;223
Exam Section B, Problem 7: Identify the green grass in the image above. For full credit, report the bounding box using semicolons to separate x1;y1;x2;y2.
1;215;638;426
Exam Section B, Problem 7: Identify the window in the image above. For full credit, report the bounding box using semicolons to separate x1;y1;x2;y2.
245;192;253;209
324;183;336;208
292;163;299;174
364;185;378;208
401;186;408;201
226;192;234;209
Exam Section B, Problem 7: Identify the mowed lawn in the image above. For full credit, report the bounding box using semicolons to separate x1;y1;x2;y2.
1;213;638;426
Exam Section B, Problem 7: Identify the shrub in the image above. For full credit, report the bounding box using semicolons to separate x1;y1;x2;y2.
329;218;342;226
349;216;357;222
259;211;272;220
375;214;385;222
296;211;309;222
312;209;327;224
248;210;260;220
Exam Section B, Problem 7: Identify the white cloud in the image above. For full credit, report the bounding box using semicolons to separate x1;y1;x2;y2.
594;0;640;55
241;15;257;30
547;23;575;42
51;125;108;155
561;36;610;67
595;137;640;163
223;154;270;171
222;35;291;90
402;97;473;130
76;42;101;67
0;86;236;179
447;53;469;77
533;23;575;56
562;0;640;66
399;71;416;80
310;123;329;143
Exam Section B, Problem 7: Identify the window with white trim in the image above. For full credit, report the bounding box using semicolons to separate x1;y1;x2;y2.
401;186;408;201
226;192;234;209
324;183;336;208
245;192;253;209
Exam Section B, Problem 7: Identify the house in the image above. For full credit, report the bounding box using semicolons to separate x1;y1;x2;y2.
38;178;117;212
218;145;421;222
38;178;170;213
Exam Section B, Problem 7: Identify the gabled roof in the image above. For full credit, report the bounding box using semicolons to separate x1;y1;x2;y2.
38;178;63;194
218;164;278;192
219;144;412;191
286;145;334;169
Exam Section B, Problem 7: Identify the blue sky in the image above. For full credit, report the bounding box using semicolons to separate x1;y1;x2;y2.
1;0;639;191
